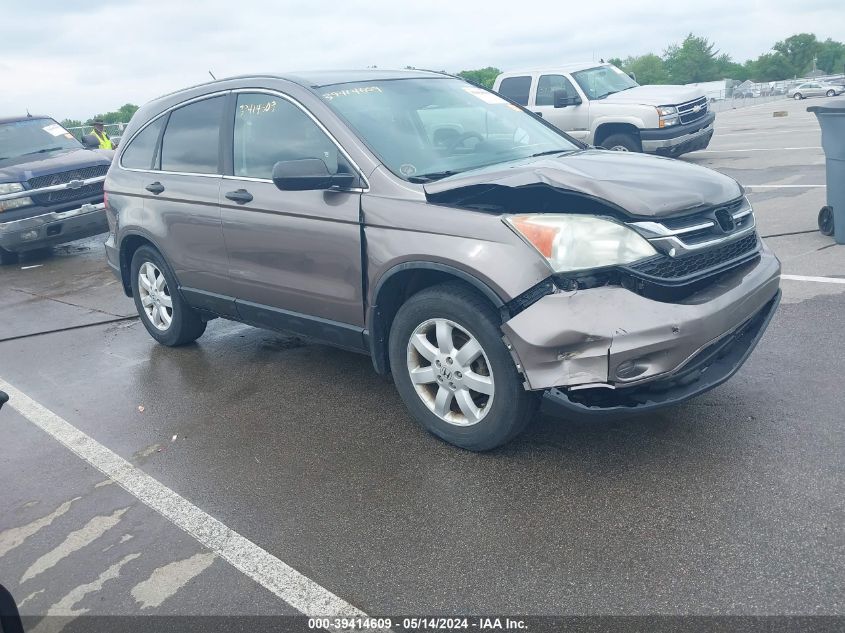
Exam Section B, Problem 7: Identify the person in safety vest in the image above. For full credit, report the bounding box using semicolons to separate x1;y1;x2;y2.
90;119;113;150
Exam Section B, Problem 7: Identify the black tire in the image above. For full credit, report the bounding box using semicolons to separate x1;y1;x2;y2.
793;93;803;100
826;89;836;97
130;245;206;346
600;133;641;153
389;282;539;451
819;206;835;236
0;247;18;266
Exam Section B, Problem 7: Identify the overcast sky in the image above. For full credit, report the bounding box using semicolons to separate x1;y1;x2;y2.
2;0;843;120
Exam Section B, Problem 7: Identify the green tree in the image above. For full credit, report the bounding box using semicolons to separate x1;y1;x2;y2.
619;54;669;84
772;33;819;75
746;53;795;81
816;38;845;74
60;118;83;129
457;67;501;88
85;103;139;126
715;53;747;80
663;34;721;83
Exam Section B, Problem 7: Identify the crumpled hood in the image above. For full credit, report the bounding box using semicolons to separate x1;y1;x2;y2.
423;150;742;218
601;84;704;106
0;148;113;183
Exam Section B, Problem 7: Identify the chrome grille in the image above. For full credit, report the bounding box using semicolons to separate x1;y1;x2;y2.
625;198;760;287
28;165;108;189
677;96;708;125
629;198;756;256
27;165;108;206
626;233;759;281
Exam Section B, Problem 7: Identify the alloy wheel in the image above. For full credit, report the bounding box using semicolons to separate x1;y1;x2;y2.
138;262;173;331
406;318;495;426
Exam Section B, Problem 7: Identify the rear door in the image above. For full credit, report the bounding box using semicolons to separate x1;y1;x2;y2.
531;73;590;142
219;91;366;348
145;94;233;312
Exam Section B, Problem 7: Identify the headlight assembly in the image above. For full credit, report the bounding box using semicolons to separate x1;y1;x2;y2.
0;182;33;212
505;214;657;273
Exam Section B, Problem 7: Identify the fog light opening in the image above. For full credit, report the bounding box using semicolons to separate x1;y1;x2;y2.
615;359;649;380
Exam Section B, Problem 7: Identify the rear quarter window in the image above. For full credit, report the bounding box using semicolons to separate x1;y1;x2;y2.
121;117;165;170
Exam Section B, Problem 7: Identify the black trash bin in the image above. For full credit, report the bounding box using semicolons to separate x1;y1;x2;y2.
808;103;845;244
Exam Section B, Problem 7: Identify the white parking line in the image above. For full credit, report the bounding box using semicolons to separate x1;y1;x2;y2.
745;185;825;189
782;275;845;284
0;378;374;626
694;146;821;153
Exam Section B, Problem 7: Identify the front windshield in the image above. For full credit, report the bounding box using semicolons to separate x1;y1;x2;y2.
572;65;639;100
321;78;579;182
0;118;81;161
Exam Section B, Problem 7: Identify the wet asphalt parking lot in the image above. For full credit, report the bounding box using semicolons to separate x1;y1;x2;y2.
0;95;843;628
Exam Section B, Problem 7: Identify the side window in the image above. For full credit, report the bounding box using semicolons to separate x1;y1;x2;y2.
160;96;224;174
498;76;532;106
536;75;577;106
233;93;340;180
120;117;165;170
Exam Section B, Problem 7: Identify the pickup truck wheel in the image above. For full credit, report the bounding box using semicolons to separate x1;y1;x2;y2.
130;245;206;346
0;247;18;266
389;282;539;451
600;133;641;153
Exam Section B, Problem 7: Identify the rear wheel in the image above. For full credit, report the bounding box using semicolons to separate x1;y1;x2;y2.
819;206;835;236
389;282;539;451
130;245;206;346
0;247;18;266
600;133;641;153
826;89;836;97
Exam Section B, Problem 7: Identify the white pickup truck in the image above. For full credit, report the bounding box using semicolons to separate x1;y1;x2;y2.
493;63;715;156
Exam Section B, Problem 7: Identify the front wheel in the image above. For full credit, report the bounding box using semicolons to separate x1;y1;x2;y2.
0;247;18;266
389;282;539;451
794;93;803;100
826;89;836;97
130;245;206;346
600;133;641;153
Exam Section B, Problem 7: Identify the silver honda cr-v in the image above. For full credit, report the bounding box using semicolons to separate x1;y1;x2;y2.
104;70;781;450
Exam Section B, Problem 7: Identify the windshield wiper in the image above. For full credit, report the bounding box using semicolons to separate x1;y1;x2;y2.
22;147;64;156
597;86;636;100
530;149;576;158
407;170;463;183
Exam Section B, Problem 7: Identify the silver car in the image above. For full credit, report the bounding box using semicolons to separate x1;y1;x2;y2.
790;82;844;99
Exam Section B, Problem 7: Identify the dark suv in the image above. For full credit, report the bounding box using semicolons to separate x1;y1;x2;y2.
0;115;113;264
105;70;781;450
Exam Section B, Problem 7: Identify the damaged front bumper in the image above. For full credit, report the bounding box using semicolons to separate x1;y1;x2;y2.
501;247;781;415
0;202;108;253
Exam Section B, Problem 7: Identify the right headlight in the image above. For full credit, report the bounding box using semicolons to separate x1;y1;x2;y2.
657;105;679;127
505;214;657;274
0;182;33;212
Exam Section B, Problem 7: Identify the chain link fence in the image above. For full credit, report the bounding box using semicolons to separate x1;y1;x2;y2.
65;123;128;141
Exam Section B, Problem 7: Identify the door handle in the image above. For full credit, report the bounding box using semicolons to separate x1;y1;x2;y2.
225;189;253;204
145;182;165;195
533;112;543;117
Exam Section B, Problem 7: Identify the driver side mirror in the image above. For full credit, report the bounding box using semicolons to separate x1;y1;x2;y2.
553;90;582;108
80;134;99;149
271;159;356;191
